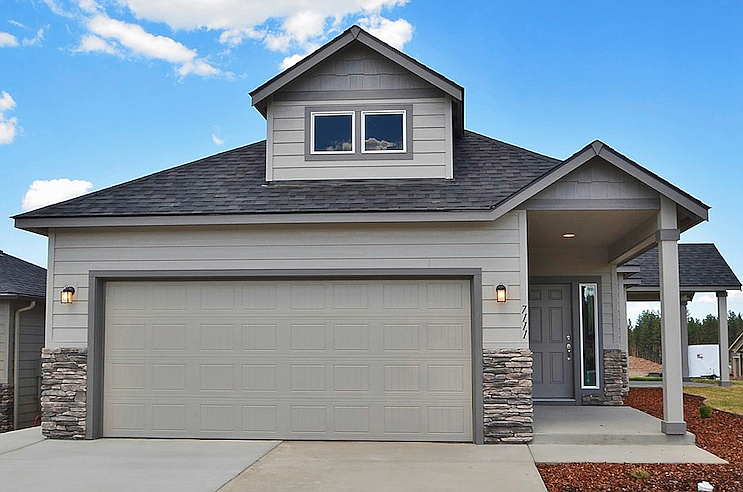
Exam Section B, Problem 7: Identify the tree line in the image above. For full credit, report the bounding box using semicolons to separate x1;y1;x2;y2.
628;310;743;363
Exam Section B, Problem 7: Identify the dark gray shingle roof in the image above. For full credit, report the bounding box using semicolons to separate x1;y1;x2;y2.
627;244;741;290
0;250;46;299
14;131;561;218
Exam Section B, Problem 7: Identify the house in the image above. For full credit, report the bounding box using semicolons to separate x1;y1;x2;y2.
14;25;716;443
730;332;743;379
624;243;741;383
0;250;46;432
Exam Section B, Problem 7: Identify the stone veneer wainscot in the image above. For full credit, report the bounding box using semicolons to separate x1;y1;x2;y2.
40;348;87;439
582;349;629;406
483;348;533;443
0;383;12;433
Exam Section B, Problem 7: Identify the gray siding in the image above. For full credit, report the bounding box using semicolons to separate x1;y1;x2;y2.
528;158;659;202
47;212;529;351
17;303;44;428
268;44;453;181
0;302;10;383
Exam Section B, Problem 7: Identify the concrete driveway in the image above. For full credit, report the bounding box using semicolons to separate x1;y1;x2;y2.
0;428;279;492
221;441;547;492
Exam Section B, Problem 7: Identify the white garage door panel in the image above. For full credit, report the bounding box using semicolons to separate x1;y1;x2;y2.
103;280;472;441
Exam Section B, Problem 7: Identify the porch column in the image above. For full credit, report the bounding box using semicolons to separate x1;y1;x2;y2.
718;291;731;386
681;299;690;382
658;196;686;435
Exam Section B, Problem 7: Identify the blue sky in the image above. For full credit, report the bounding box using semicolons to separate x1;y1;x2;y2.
1;0;741;321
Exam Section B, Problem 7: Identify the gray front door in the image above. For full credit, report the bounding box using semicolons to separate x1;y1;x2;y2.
529;284;574;400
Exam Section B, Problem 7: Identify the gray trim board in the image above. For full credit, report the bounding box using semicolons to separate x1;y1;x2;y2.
304;104;414;161
275;88;443;102
86;268;485;444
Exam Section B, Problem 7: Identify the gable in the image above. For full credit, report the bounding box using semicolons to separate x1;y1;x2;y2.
526;157;660;206
279;43;439;95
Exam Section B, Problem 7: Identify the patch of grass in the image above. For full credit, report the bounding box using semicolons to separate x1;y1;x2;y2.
684;380;743;415
700;404;713;418
630;376;663;381
629;467;650;480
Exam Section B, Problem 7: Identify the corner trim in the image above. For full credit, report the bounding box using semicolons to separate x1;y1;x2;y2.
661;420;687;435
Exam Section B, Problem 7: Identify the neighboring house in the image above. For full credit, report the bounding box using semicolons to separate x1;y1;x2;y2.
13;25;720;443
731;332;743;380
0;250;46;432
624;243;741;383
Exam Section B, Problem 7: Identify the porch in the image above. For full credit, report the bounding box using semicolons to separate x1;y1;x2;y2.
529;406;723;464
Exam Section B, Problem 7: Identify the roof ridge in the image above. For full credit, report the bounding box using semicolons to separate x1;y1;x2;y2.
13;141;265;219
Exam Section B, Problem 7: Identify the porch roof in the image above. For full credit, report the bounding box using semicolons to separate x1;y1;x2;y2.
625;243;741;300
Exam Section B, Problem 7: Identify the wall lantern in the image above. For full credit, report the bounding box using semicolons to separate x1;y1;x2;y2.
495;284;507;303
61;286;75;304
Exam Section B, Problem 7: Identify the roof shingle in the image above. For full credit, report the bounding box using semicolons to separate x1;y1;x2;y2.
0;250;46;299
14;131;561;219
627;244;741;290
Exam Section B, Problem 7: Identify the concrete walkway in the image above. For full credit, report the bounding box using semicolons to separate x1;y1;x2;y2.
530;406;725;464
0;427;279;492
221;441;548;492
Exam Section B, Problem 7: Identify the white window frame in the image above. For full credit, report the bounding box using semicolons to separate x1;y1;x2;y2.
310;111;355;155
579;283;601;390
361;110;407;154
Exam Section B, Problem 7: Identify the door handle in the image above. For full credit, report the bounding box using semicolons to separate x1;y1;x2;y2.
566;343;572;361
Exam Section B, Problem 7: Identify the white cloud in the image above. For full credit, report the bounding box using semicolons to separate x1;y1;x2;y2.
0;91;19;146
78;0;100;14
116;0;412;67
7;21;27;29
75;34;120;55
212;134;225;146
86;15;219;77
22;179;94;211
21;27;45;47
358;15;412;50
280;52;307;70
0;31;19;47
627;301;660;326
41;0;74;18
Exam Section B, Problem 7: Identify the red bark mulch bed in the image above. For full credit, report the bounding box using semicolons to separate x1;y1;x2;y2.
537;388;743;491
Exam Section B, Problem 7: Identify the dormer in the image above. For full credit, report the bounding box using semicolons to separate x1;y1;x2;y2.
250;25;464;181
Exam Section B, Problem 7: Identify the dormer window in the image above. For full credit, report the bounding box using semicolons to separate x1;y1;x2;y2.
311;111;355;154
304;104;413;162
362;110;406;153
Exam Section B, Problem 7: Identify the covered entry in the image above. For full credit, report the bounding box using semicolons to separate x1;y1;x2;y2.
102;278;474;441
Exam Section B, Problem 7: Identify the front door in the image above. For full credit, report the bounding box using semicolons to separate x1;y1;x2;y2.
529;284;574;400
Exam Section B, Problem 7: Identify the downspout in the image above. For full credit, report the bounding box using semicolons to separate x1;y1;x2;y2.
13;301;36;430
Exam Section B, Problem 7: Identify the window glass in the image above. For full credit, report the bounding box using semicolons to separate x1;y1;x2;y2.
364;112;404;152
580;284;599;388
313;114;353;153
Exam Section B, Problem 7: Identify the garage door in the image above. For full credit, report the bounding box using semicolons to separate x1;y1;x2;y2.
103;279;473;441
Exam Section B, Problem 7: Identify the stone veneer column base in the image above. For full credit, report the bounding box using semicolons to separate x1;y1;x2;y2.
0;383;12;433
483;348;533;443
582;349;629;406
40;348;87;439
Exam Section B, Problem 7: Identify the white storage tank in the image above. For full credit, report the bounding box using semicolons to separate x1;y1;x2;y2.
688;344;720;378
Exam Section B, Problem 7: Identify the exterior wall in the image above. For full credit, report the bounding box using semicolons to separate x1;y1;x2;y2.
528;157;659;203
46;212;529;350
40;347;86;439
267;44;453;181
483;348;533;443
17;303;44;428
